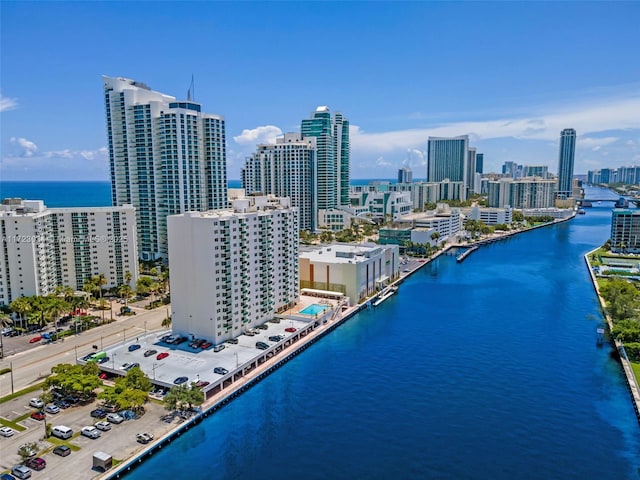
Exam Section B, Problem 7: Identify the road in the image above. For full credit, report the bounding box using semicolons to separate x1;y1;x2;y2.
0;304;170;398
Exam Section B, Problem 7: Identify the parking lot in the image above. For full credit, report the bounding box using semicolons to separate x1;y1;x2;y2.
92;317;312;394
0;391;182;479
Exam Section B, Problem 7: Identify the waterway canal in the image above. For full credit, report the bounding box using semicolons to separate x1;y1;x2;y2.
126;186;640;479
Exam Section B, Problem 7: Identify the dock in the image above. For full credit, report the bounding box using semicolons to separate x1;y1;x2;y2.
373;286;397;307
456;246;478;262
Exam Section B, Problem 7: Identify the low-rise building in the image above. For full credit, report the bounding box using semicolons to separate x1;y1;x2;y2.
0;198;138;305
299;243;400;304
464;206;513;225
394;204;463;241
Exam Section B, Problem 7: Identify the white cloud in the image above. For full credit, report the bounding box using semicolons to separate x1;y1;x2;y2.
350;94;640;155
9;137;39;157
375;156;391;167
0;92;18;112
233;125;282;146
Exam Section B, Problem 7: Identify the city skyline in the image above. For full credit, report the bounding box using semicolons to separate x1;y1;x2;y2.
1;2;639;182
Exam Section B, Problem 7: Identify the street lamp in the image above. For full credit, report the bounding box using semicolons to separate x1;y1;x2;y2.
100;336;103;351
112;353;116;370
152;362;157;381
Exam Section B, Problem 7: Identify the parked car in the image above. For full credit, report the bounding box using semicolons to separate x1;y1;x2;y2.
98;356;110;364
227;338;239;344
28;336;42;343
44;404;60;414
25;458;45;471
285;327;297;333
90;409;107;419
255;341;269;350
128;344;141;352
30;411;45;421
122;362;140;371
11;465;31;479
214;367;229;375
53;399;70;409
99;372;110;380
53;445;71;457
156;352;169;360
269;336;282;342
0;427;14;437
1;327;14;336
106;413;124;424
194;380;210;388
101;404;119;413
143;349;157;357
200;342;212;350
173;376;188;385
95;421;111;431
257;324;269;330
189;339;204;348
81;426;101;439
213;344;225;352
28;398;44;409
136;432;154;444
0;473;16;480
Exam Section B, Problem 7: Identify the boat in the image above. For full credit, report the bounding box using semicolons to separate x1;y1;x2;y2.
578;209;586;215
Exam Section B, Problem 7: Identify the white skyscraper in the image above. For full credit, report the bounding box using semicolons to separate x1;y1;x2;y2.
0;199;138;305
242;133;318;231
103;76;227;261
168;196;299;344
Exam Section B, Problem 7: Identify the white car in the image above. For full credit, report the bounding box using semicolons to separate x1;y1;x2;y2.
44;404;60;414
95;421;111;431
106;413;124;424
28;398;44;409
81;426;101;439
0;426;14;437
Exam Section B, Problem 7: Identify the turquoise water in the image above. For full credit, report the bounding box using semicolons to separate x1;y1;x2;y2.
123;186;640;479
299;304;329;315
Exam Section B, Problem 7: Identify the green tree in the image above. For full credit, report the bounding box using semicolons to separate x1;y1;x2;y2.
18;442;38;463
163;384;204;413
10;296;32;331
600;278;639;320
99;367;152;413
512;210;525;222
45;363;102;397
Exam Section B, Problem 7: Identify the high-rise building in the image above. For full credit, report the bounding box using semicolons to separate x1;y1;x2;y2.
427;136;469;192
556;128;576;199
467;147;477;194
0;199;138;305
611;209;640;253
398;167;412;184
524;165;549;178
168;196;299;343
487;177;556;209
475;153;484;174
103;76;227;261
242;133;317;231
301;106;350;209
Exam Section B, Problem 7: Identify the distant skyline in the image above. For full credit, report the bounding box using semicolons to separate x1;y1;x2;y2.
1;1;639;181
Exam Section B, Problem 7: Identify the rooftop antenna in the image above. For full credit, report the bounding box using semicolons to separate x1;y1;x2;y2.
187;74;195;101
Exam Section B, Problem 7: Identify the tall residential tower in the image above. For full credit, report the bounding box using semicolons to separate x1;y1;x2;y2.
556;128;576;199
103;76;227;260
427;136;469;200
301;106;350;209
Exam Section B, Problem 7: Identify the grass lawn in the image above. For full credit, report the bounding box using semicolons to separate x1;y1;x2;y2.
0;382;46;404
0;415;27;431
631;362;640;386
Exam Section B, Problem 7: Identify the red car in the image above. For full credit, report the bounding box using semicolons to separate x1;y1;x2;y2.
156;352;169;360
200;342;212;350
29;336;42;343
285;327;297;333
26;457;46;470
99;372;110;380
194;380;210;388
31;411;45;421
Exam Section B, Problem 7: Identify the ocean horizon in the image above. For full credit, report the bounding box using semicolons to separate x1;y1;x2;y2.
0;179;408;208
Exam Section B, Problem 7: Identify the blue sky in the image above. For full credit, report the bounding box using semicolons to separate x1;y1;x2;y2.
1;1;639;181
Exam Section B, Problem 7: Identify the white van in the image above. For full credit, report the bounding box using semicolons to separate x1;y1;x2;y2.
52;425;73;439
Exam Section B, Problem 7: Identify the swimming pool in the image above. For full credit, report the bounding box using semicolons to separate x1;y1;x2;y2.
299;304;329;315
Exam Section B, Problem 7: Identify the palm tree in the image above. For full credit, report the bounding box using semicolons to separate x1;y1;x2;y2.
10;297;32;331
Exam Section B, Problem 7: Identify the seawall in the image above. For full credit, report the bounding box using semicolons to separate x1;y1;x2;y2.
584;248;640;424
